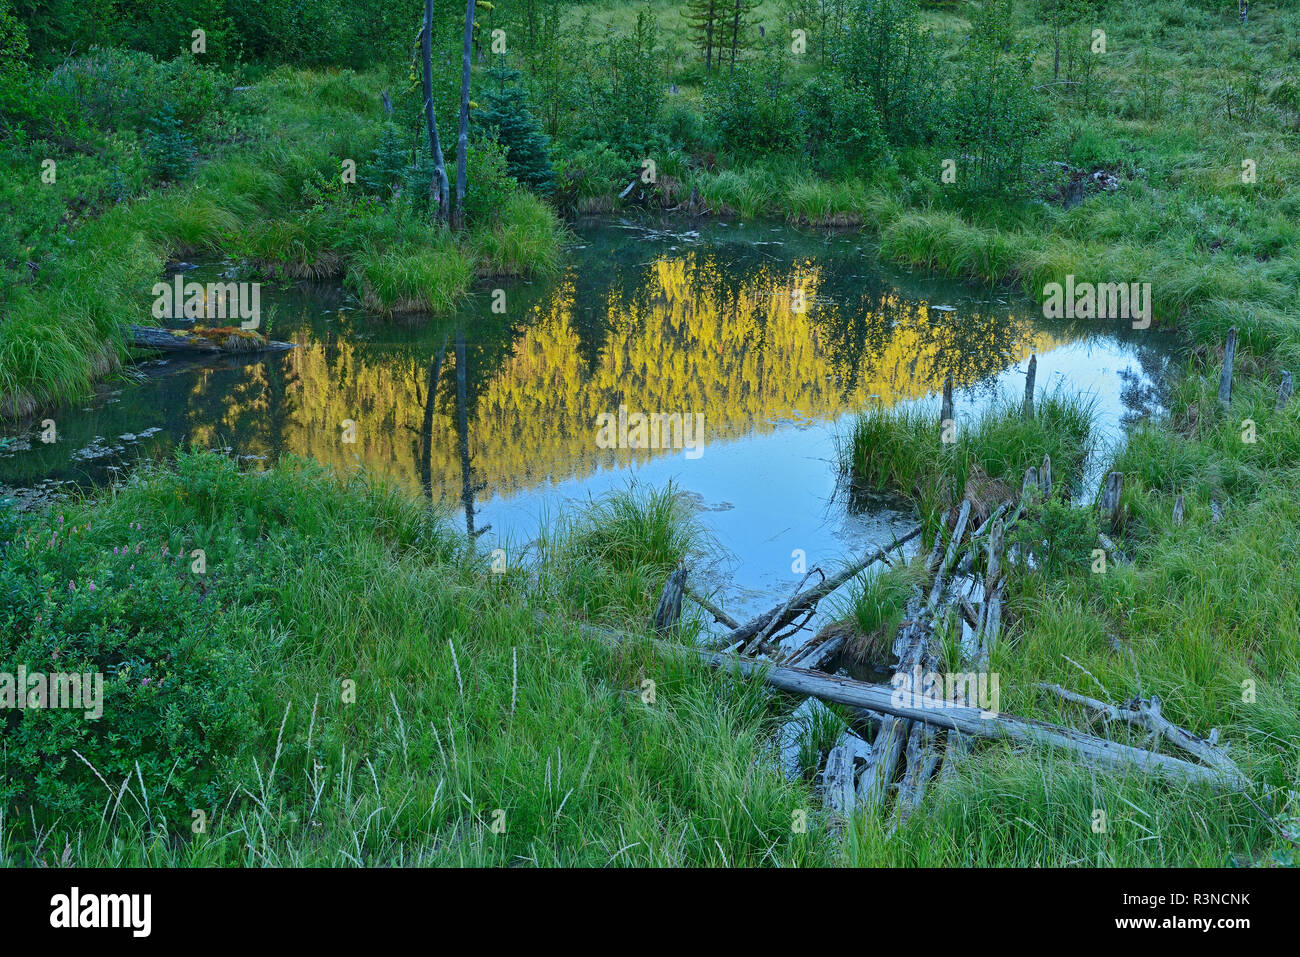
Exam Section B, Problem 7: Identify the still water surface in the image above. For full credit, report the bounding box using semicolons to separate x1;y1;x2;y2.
0;219;1175;623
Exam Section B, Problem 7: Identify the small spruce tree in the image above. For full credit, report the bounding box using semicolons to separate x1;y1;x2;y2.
475;68;554;194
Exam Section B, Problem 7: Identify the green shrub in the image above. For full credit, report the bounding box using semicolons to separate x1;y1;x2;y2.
944;0;1048;201
0;494;258;833
460;135;520;227
832;0;940;149
704;53;804;160
1009;494;1101;577
574;10;666;158
797;71;888;176
42;48;228;138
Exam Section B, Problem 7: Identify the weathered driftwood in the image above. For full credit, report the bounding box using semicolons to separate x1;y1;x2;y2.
685;586;740;630
785;632;845;670
895;722;942;821
942;510;1010;781
783;618;856;670
1097;531;1128;566
1024;354;1037;420
741;568;818;655
1005;466;1038;530
940;374;954;428
722;527;922;650
980;517;1007;660
823;733;874;816
558;616;1238;788
653;566;688;636
1277;371;1293;411
1039;453;1053;498
928;500;972;608
1219;326;1238;408
130;325;218;352
861;501;971;812
1100;470;1124;533
959;596;980;630
1038;683;1246;789
128;325;294;354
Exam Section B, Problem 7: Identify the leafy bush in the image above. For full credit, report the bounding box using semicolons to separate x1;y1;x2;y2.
552;141;630;206
1009;495;1100;577
944;0;1048;201
43;48;228;138
573;11;666;158
797;71;888;176
704;54;804;160
0;0;31;136
832;0;940;149
460;135;520;227
0;492;258;833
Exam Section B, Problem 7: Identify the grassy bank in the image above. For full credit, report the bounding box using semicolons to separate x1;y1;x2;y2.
0;61;565;419
830;307;1300;867
0;453;834;866
2;0;1298;868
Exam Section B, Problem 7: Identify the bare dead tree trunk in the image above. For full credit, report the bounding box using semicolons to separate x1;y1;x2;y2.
453;0;475;231
423;0;450;222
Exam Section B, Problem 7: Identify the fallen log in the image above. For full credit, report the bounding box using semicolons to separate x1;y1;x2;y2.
864;501;970;812
741;568;818;655
129;324;295;354
823;732;874;816
684;586;740;630
722;526;922;650
557;616;1240;788
1038;683;1246;789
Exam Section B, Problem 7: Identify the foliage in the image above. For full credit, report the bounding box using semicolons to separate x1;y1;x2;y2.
476;68;554;194
704;52;803;160
459;134;520;227
797;71;888;177
143;103;196;184
0;457;264;833
944;0;1047;201
574;11;666;158
1009;494;1100;577
832;0;940;149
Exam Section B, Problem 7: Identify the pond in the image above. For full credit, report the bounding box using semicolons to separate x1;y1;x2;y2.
0;218;1176;626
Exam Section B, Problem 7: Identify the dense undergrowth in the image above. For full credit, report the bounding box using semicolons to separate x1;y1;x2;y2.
1;0;1298;866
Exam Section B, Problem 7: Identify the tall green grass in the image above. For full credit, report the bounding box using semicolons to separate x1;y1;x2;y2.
0;453;834;867
839;390;1098;540
0;66;567;418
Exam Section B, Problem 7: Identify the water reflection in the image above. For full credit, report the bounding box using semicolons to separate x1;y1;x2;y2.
2;220;1174;616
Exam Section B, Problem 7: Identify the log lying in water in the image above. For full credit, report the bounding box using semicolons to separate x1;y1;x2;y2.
128;325;295;355
556;616;1240;788
722;526;922;650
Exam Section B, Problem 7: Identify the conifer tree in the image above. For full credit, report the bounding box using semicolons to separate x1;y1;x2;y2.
476;68;555;193
683;0;724;69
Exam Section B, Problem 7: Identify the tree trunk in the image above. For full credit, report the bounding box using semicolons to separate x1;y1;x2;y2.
453;0;476;231
422;0;450;223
